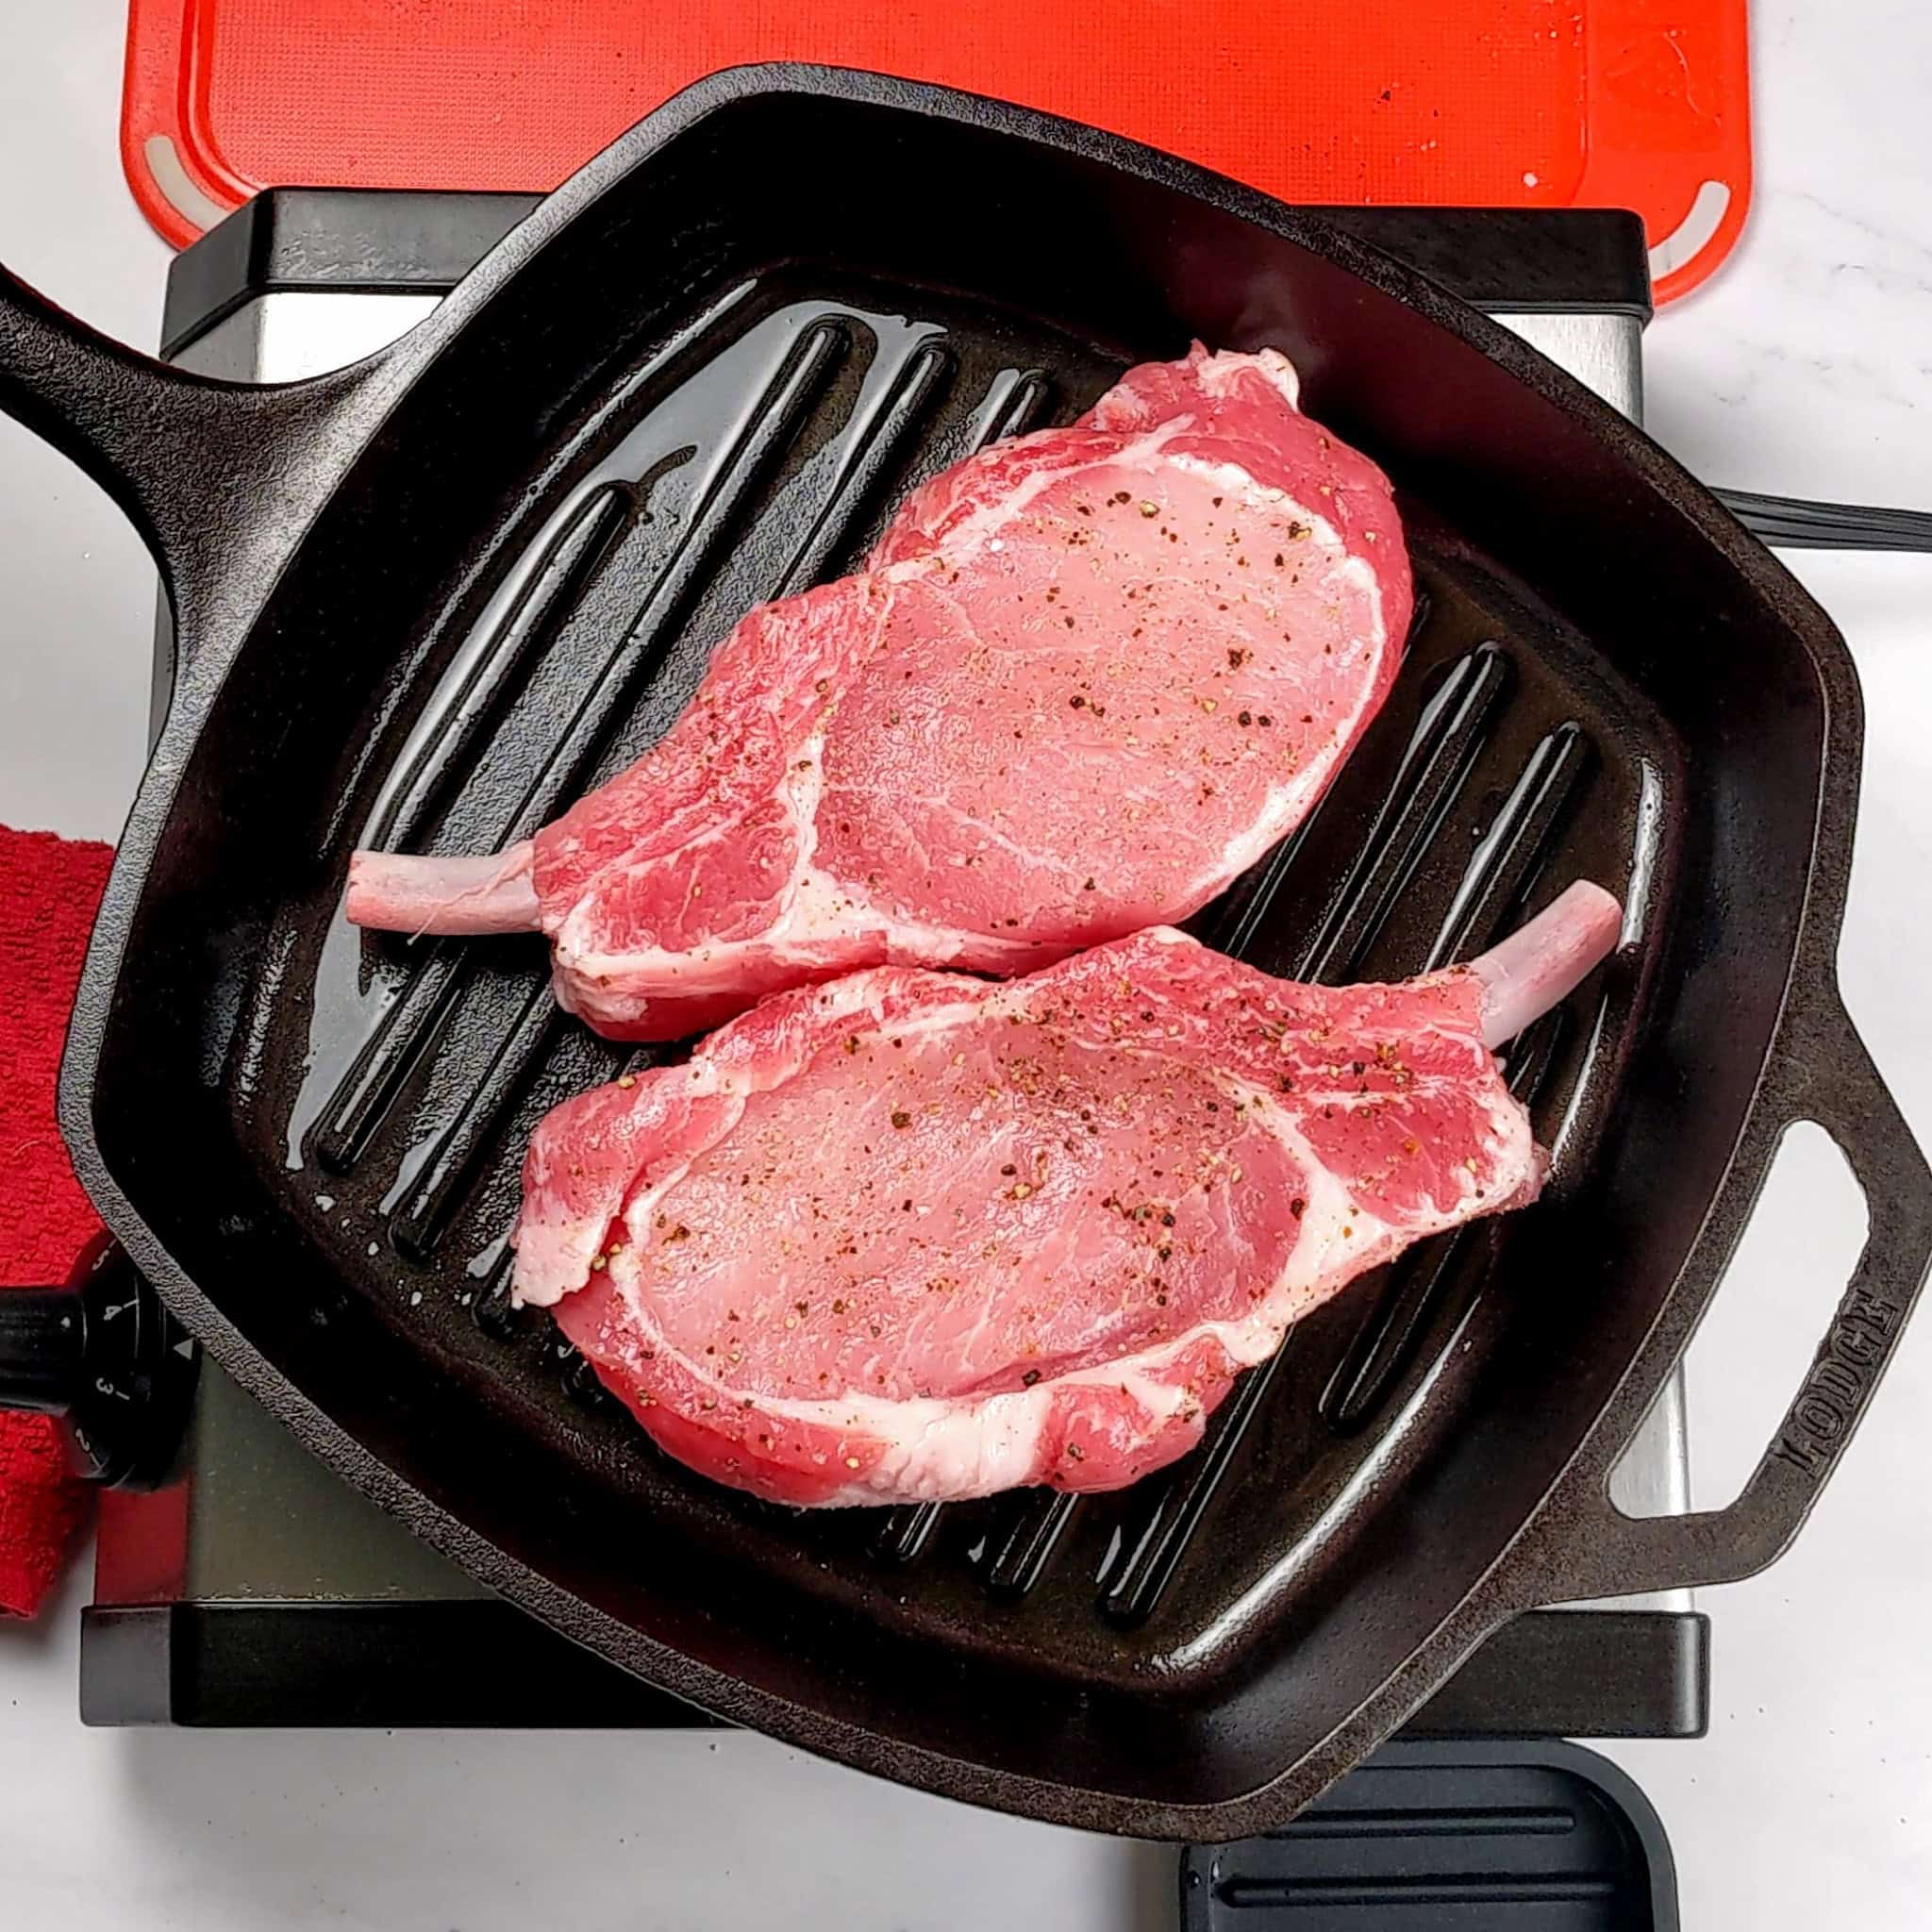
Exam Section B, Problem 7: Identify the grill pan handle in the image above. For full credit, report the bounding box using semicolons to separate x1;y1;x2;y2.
1545;993;1932;1602
0;263;391;656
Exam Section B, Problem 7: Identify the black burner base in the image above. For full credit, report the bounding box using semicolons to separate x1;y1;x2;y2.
82;1601;1705;1734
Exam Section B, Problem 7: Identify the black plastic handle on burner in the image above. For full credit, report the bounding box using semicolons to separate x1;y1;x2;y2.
0;1235;198;1491
1717;486;1932;553
0;263;390;649
1541;992;1932;1604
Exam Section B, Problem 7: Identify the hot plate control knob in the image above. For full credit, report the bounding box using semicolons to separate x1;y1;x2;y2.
0;1234;198;1489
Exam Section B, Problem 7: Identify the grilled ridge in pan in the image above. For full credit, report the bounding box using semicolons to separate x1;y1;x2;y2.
7;69;1924;1837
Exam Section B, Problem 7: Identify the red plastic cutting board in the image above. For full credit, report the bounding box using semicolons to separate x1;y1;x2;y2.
122;1;1748;301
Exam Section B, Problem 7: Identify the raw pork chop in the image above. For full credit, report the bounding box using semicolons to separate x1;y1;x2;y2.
348;346;1412;1040
511;882;1622;1506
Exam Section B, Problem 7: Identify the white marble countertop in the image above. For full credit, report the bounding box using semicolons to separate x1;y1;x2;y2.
3;4;1929;1925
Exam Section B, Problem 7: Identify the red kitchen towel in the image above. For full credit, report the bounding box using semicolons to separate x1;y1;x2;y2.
0;825;114;1616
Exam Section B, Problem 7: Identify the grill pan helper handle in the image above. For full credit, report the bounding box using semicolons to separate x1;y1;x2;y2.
0;264;391;663
1545;991;1932;1602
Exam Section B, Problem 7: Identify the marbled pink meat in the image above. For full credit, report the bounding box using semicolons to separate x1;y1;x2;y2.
347;346;1411;1040
511;883;1621;1507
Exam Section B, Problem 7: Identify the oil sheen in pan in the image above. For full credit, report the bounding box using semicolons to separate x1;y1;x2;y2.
284;293;1048;1184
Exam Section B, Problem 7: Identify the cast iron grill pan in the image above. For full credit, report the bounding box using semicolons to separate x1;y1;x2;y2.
1;69;1924;1837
